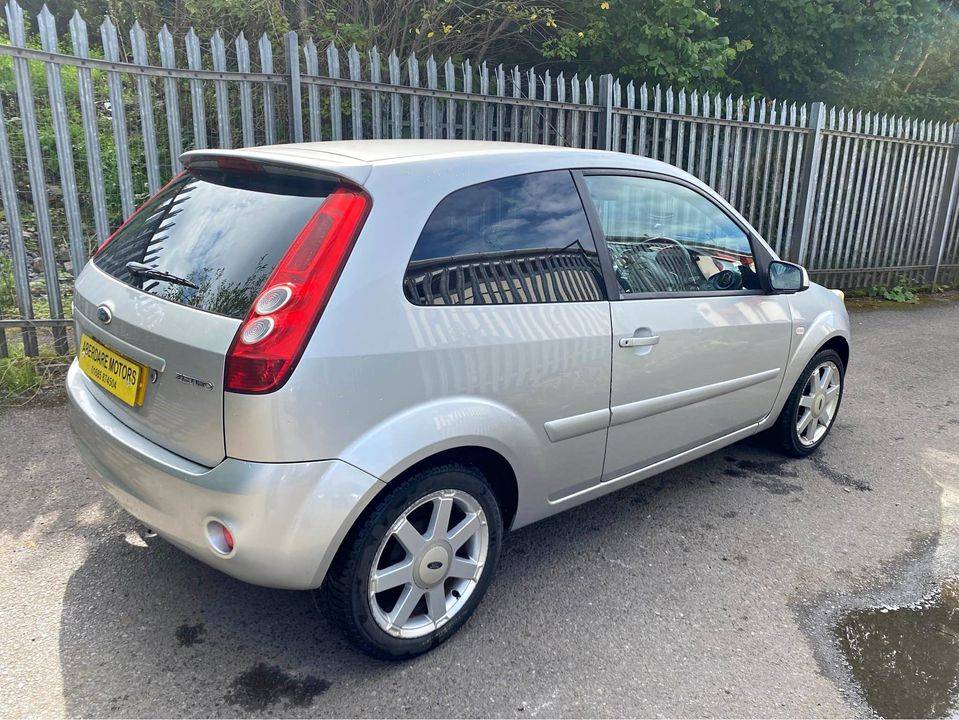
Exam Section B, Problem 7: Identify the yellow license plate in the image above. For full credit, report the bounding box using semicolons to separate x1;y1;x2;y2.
78;334;147;407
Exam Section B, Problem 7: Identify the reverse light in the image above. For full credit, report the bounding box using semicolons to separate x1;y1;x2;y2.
224;186;371;394
253;284;293;315
240;316;275;345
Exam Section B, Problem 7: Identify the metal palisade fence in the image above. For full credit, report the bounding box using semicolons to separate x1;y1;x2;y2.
1;0;958;357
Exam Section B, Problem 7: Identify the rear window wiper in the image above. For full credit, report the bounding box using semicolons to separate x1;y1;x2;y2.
125;262;199;290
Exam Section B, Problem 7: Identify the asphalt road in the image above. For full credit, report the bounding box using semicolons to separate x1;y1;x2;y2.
1;299;958;718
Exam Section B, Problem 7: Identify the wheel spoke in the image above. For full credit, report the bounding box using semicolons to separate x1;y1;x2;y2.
425;585;447;622
389;584;424;627
427;497;453;540
825;383;840;399
804;417;819;441
820;365;833;390
447;513;481;551
799;395;815;408
394;519;427;555
448;557;480;580
797;409;814;433
371;559;414;593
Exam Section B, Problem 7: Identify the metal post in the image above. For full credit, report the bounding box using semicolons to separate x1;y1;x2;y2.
926;125;959;286
786;101;826;264
597;74;614;151
286;31;303;142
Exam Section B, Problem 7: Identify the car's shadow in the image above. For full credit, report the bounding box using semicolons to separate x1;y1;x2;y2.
57;437;801;717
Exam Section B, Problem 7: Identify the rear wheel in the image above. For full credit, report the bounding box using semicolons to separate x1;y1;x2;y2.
326;463;503;659
767;348;845;457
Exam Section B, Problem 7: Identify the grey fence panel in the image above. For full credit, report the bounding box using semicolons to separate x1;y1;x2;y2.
478;62;490;141
158;26;183;172
6;0;68;354
287;32;303;142
100;16;135;218
2;3;959;356
426;56;439;139
38;6;85;275
259;35;277;144
387;51;402;139
211;31;232;148
348;45;363;140
444;57;456;140
0;81;37;356
495;65;506;141
185;29;207;150
370;48;383;140
236;33;255;148
407;53;420;139
463;60;474;140
130;22;161;192
327;43;343;140
69;11;109;243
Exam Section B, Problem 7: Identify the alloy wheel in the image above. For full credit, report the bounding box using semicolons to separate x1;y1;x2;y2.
796;360;842;447
368;489;489;638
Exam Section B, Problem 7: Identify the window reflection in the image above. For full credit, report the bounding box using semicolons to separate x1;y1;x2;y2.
405;171;606;305
583;175;760;296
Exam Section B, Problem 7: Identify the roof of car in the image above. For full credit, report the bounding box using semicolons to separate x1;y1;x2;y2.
181;139;697;197
257;139;564;163
183;140;666;174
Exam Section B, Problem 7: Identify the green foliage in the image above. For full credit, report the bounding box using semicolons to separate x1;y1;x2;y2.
0;255;16;319
0;353;40;400
544;0;751;88
0;30;147;250
867;276;921;303
717;0;959;121
0;348;71;405
13;0;959;120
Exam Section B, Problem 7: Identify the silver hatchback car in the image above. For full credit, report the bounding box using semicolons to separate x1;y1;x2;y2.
68;140;850;658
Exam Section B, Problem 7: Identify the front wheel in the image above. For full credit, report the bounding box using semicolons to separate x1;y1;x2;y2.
325;463;503;659
767;348;845;457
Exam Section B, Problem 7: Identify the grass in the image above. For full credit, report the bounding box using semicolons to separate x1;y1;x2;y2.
0;330;73;408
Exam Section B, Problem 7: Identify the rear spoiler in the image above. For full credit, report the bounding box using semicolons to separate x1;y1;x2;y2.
181;147;372;188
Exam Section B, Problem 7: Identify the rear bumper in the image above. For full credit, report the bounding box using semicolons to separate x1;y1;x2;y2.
67;360;384;589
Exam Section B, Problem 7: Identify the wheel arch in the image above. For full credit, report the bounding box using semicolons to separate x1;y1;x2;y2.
320;444;520;591
820;334;850;369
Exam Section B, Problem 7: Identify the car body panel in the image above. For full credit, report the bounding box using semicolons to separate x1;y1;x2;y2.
602;294;793;482
73;263;239;467
67;360;383;589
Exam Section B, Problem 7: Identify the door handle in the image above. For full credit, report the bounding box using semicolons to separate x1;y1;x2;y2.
619;335;660;348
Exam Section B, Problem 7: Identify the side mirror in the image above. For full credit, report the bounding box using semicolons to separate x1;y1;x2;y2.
768;260;809;294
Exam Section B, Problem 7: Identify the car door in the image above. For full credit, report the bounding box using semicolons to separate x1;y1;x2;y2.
578;171;793;481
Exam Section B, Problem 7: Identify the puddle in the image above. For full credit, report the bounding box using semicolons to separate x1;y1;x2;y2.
835;580;959;718
829;447;959;718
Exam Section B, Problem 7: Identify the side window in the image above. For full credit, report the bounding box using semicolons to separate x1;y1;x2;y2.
582;175;761;296
404;171;606;305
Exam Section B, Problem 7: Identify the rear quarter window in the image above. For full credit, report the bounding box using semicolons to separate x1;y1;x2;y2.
94;166;335;319
403;170;606;305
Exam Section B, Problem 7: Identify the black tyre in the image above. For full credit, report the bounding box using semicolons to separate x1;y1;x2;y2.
326;463;503;660
766;348;845;457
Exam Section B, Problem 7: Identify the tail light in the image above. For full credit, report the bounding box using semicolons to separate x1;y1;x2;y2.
224;186;371;394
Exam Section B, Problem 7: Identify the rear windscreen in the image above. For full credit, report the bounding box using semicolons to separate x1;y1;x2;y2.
94;165;335;318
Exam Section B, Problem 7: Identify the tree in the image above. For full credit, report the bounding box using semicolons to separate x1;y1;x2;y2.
543;0;751;88
717;0;959;120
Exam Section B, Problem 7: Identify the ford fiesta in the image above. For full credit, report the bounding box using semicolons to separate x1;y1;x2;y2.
68;140;850;659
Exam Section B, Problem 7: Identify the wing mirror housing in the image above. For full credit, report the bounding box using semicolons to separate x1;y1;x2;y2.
768;260;809;294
